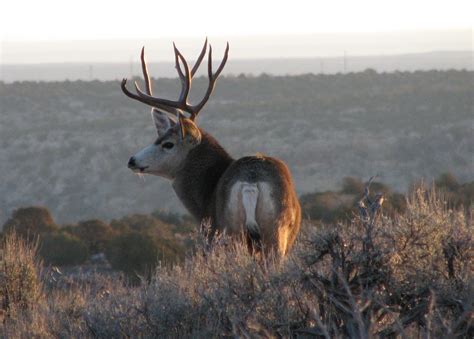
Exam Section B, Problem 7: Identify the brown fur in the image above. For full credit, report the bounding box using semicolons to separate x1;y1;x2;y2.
124;42;300;256
172;130;301;256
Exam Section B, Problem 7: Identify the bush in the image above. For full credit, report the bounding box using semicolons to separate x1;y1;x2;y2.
300;191;353;223
2;206;58;240
105;232;160;280
341;176;365;195
115;214;174;239
435;171;460;192
81;185;471;337
39;233;89;266
0;232;43;320
106;231;185;281
152;210;196;234
434;172;474;210
301;178;407;223
70;219;114;254
1;187;472;337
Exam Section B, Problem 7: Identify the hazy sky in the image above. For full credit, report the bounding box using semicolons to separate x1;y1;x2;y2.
1;0;472;41
1;1;472;65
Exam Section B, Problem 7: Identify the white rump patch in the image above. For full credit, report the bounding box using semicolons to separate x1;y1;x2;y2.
227;181;276;236
241;183;260;235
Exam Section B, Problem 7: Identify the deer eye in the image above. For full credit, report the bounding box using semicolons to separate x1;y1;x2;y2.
162;142;174;149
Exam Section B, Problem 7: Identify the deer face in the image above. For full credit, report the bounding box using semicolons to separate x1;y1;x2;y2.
128;109;201;180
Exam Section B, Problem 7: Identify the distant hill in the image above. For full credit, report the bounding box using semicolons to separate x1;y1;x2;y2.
0;70;472;224
1;51;472;83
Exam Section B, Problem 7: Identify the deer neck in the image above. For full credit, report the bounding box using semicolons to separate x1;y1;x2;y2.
172;130;233;221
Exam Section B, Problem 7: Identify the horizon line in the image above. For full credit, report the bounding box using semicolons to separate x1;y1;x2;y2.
1;49;472;67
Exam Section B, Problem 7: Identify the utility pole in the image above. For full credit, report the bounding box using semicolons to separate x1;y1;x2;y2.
343;51;347;73
129;56;134;79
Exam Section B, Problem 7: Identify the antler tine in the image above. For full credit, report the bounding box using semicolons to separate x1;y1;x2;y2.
121;50;178;115
173;39;208;108
173;43;192;103
214;42;230;79
173;42;186;82
173;38;208;80
126;80;180;115
140;47;179;116
140;47;153;95
133;82;181;109
121;78;143;101
193;42;230;117
191;38;208;76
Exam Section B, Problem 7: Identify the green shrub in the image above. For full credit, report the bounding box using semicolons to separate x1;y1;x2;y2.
39;233;89;266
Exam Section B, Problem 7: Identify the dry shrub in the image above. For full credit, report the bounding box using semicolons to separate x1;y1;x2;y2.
290;186;473;338
1;187;472;338
0;232;49;337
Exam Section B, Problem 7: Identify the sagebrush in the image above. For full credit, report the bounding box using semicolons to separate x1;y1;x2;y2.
1;187;472;338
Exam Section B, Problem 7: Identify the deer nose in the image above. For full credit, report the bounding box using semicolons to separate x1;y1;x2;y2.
128;157;136;168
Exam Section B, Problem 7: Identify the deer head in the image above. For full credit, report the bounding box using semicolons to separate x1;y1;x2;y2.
122;39;229;179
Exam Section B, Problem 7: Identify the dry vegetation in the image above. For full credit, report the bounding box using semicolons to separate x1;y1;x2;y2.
1;187;472;338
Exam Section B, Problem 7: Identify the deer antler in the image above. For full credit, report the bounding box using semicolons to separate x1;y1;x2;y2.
140;47;153;96
121;39;229;120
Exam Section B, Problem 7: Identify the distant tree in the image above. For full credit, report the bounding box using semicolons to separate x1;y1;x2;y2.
300;191;353;223
301;178;407;223
106;232;156;280
152;210;195;234
105;230;186;281
461;182;474;205
384;192;407;217
151;210;182;226
435;172;460;192
116;214;174;239
362;68;377;75
39;233;88;266
361;180;406;217
435;172;474;210
109;219;131;234
341;177;365;195
364;181;392;197
71;219;114;254
2;206;59;240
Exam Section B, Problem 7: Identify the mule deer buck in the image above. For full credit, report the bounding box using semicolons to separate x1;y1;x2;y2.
121;40;301;256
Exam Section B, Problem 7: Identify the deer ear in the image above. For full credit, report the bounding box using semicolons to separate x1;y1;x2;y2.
177;114;201;145
151;108;174;135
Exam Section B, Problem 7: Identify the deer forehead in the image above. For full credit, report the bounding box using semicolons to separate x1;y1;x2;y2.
154;129;178;145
